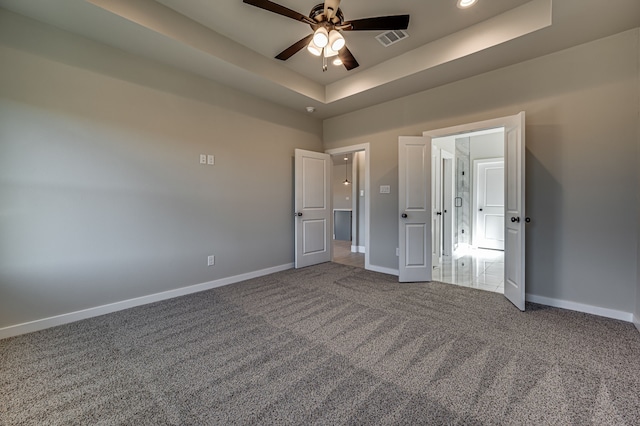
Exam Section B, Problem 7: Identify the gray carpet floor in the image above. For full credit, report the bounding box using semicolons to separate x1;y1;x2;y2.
1;262;639;425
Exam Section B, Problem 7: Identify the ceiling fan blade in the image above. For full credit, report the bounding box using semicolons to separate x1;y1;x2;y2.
341;15;410;31
338;46;359;71
275;34;314;61
243;0;315;25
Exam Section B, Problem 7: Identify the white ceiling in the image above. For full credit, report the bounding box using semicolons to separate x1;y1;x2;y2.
1;0;639;119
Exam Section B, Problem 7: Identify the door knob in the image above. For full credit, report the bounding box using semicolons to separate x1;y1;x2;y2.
436;212;442;216
511;216;520;223
295;212;302;217
401;213;408;218
479;208;483;211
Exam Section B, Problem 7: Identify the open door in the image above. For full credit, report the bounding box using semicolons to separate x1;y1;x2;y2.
295;149;331;268
504;112;526;310
398;136;431;282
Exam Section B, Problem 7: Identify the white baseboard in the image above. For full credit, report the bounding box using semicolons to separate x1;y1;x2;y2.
368;264;399;276
634;314;640;333
351;245;365;253
0;263;294;340
526;294;634;322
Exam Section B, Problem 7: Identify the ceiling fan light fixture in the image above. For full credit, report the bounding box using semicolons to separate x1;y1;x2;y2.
457;0;478;9
313;27;329;48
343;155;350;185
328;30;345;51
307;40;322;56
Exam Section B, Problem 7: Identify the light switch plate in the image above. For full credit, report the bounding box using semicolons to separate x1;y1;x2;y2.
380;185;390;194
200;154;207;164
207;155;215;165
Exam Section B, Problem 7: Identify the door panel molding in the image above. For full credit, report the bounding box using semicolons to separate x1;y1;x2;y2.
474;158;505;250
295;149;331;268
399;136;431;282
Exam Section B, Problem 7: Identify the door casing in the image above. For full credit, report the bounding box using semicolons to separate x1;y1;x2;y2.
418;112;526;311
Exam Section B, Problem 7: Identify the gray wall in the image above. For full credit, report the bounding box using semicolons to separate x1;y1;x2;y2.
470;133;504;164
324;29;640;314
0;11;323;328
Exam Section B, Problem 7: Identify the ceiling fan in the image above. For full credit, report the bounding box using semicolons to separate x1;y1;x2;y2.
243;0;410;71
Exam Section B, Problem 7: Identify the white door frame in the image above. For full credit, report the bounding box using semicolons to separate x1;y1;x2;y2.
326;143;371;270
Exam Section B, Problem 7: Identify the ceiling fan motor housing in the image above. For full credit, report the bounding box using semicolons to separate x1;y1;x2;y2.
309;3;344;26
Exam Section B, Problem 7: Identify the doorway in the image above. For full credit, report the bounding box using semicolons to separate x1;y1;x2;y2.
331;152;364;268
431;128;505;293
326;144;371;270
399;112;525;310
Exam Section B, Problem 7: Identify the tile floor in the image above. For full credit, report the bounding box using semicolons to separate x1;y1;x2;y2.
332;241;503;294
432;246;504;293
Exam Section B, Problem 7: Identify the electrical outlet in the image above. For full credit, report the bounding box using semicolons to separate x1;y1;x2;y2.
207;255;215;266
207;155;215;165
200;154;207;164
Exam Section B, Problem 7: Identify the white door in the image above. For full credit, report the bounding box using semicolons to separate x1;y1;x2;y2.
475;159;505;250
398;136;431;282
294;149;331;268
441;152;454;256
504;112;526;310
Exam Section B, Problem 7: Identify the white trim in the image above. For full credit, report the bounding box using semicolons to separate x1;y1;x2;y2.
634;314;640;333
368;264;399;276
0;263;294;340
423;115;516;139
326;143;371;271
526;294;634;322
350;245;365;253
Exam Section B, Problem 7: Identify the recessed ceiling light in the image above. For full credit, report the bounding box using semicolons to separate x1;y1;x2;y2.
306;106;315;113
457;0;477;9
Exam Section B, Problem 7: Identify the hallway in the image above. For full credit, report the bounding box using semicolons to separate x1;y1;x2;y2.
332;240;365;269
